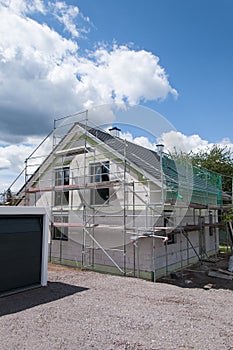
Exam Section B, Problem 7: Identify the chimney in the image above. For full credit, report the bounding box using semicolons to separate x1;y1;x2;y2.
108;126;121;137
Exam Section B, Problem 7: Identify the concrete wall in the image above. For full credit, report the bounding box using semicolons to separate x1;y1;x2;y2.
50;213;219;279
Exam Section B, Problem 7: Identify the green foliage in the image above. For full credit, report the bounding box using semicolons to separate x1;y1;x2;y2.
223;209;233;223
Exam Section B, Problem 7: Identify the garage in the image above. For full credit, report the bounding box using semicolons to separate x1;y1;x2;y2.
0;207;48;296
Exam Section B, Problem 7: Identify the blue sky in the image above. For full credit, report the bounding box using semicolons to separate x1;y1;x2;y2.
0;0;233;191
76;0;233;142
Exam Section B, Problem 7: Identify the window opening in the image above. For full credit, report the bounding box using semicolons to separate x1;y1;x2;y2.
90;162;110;205
164;210;176;244
54;167;70;206
53;215;68;241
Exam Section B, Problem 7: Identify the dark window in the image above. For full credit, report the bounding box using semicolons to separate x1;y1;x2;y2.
55;167;70;186
90;162;110;205
52;216;68;241
209;211;213;236
164;211;176;245
166;233;176;244
218;209;223;224
54;168;69;206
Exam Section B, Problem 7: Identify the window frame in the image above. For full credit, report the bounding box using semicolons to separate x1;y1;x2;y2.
54;167;70;207
52;215;68;241
90;161;110;206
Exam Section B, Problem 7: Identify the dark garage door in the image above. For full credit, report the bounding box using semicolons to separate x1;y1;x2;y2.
0;215;43;294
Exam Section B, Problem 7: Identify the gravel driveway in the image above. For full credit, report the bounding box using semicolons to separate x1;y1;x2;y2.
0;263;233;350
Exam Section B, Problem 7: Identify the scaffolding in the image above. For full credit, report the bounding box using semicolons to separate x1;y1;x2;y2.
48;111;169;278
6;110;230;280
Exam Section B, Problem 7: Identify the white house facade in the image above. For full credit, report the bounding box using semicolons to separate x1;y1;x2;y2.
15;120;224;280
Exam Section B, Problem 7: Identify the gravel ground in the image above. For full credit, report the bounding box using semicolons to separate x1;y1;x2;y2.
1;262;233;350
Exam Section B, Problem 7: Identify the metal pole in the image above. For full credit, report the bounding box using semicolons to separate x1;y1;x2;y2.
165;241;168;276
153;236;156;282
123;139;127;275
156;144;164;205
155;144;164;280
180;231;183;270
187;232;190;265
50;120;56;264
137;237;140;278
24;159;28;206
82;110;88;269
132;181;136;277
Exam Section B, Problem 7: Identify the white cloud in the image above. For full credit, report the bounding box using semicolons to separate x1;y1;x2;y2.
159;130;233;154
78;46;178;107
120;131;157;151
0;0;45;15
0;133;53;192
158;131;209;153
0;157;11;170
0;0;178;192
49;1;81;38
0;1;177;144
0;143;34;192
119;129;233;157
0;143;35;172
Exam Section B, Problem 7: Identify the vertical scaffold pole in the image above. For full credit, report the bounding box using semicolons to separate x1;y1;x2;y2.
156;144;165;280
123;139;127;275
50;118;57;263
82;110;88;269
153;236;156;282
24;158;28;206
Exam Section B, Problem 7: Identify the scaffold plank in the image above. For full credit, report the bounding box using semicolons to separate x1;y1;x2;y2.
27;180;123;193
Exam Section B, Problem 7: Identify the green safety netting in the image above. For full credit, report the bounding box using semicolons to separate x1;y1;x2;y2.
162;155;222;206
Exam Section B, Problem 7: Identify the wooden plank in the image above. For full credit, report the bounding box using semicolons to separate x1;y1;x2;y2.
208;270;233;280
27;180;122;193
53;222;83;227
218;268;233;276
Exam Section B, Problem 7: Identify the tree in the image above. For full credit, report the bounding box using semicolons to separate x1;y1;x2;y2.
171;145;233;195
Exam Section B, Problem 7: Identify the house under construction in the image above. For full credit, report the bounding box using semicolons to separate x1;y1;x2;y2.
10;111;231;280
